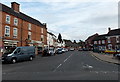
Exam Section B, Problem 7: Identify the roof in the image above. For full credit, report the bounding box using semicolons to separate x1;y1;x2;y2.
0;3;46;28
108;29;120;36
93;34;107;41
47;32;56;37
85;33;98;41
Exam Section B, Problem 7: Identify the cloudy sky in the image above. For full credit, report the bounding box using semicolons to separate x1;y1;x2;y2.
1;0;119;41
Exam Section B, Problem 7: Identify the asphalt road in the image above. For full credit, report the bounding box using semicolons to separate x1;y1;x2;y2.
2;50;119;80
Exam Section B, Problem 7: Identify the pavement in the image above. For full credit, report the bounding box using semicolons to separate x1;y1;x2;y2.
90;51;120;65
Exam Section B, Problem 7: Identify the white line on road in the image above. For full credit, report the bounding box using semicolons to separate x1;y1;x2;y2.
53;63;62;72
53;54;73;72
64;58;68;62
57;64;62;68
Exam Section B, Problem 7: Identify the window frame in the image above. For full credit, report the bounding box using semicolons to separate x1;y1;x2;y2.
6;15;10;24
13;28;18;38
14;18;18;26
5;25;10;37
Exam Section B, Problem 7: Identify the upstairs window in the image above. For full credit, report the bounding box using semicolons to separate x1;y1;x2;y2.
41;28;43;33
99;40;101;44
116;36;119;43
108;37;111;43
6;15;10;24
102;40;105;44
13;28;18;38
5;26;10;37
28;23;31;30
94;41;97;44
14;18;18;26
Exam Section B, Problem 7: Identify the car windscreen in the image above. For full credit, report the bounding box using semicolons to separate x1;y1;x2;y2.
3;47;16;54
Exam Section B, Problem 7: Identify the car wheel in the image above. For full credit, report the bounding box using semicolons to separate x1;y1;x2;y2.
29;56;33;61
11;58;16;64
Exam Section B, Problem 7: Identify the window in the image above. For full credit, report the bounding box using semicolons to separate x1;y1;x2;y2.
99;41;101;44
6;15;10;24
94;41;97;44
5;26;10;37
41;28;43;33
102;40;105;44
14;18;18;26
116;36;119;43
28;32;31;40
108;37;111;43
28;23;31;30
13;28;18;38
41;35;44;41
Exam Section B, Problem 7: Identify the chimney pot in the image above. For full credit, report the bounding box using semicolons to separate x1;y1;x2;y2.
108;27;111;32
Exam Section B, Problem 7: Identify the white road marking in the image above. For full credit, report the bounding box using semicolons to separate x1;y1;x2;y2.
53;54;73;72
64;58;68;62
53;64;62;72
57;64;62;68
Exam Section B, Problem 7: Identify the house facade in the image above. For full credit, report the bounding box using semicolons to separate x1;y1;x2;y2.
93;28;120;52
0;2;47;55
85;33;99;50
47;32;57;48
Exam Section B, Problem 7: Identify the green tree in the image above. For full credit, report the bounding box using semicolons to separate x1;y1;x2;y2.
58;33;63;43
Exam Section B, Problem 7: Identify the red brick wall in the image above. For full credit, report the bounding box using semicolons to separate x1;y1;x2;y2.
1;11;47;47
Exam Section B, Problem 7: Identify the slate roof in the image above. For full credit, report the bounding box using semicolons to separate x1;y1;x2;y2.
107;29;120;36
0;3;46;28
93;34;107;41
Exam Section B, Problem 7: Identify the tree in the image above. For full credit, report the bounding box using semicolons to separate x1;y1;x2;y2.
58;33;63;43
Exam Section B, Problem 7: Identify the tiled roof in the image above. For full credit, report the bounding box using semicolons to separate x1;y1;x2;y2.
93;34;107;41
0;3;46;28
86;33;98;41
108;29;120;36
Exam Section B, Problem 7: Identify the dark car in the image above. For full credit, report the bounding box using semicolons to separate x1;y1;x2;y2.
2;46;35;64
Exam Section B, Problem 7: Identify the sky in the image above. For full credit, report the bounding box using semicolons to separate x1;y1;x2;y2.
1;0;119;41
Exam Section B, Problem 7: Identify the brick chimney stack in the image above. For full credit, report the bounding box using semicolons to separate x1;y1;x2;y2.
11;2;20;12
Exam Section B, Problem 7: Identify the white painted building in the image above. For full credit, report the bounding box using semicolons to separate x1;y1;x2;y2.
47;32;57;48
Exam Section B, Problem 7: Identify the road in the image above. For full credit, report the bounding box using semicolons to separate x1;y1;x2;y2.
2;50;119;80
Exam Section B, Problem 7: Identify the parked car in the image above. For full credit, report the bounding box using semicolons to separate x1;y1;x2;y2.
61;48;66;53
42;48;55;56
69;48;74;51
114;53;120;59
78;48;83;51
65;48;68;52
55;48;63;54
48;48;55;56
2;46;35;64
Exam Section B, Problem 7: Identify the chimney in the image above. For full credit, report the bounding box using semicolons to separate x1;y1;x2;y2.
11;2;20;12
108;27;111;32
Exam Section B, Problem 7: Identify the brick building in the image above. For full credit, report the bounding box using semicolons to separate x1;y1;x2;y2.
85;33;99;50
0;2;47;55
93;28;120;52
